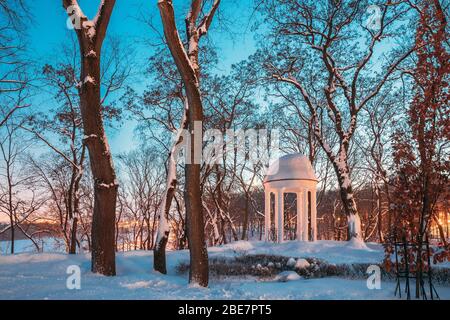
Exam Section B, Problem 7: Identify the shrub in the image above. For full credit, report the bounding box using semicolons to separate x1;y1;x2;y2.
175;254;450;285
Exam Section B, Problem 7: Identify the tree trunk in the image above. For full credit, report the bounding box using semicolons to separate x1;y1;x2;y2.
68;166;83;254
220;216;227;245
158;0;220;287
81;57;117;276
241;193;249;240
69;217;78;254
184;81;208;286
7;163;14;254
376;184;384;243
9;215;14;254
433;215;448;246
339;187;361;241
63;0;118;275
332;154;362;241
154;103;188;274
153;168;176;274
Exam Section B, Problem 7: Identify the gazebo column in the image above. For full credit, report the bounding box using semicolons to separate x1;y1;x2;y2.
296;191;303;241
273;190;279;242
311;189;317;241
277;190;284;243
302;189;309;241
264;190;271;241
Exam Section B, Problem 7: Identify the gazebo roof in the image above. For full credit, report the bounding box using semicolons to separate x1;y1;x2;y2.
263;153;318;183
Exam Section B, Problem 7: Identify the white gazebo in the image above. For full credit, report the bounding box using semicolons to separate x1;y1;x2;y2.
263;154;318;243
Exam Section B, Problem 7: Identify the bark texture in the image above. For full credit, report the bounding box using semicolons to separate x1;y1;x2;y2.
63;0;117;275
158;0;220;287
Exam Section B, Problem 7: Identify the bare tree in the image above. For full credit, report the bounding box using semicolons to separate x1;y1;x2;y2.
122;45;189;273
22;36;128;254
259;0;417;240
63;0;118;275
24;62;86;253
358;87;400;242
0;0;31;126
202;61;260;243
0;116;44;253
0;0;29;93
157;0;221;286
153;99;188;273
117;148;165;252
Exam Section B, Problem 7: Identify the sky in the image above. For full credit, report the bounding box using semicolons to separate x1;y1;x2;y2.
0;0;260;224
20;0;406;157
25;0;259;155
0;1;412;225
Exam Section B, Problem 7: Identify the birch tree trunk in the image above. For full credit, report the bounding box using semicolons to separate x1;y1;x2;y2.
63;0;117;275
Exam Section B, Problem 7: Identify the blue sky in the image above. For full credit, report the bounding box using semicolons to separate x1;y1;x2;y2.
21;0;406;157
25;0;258;154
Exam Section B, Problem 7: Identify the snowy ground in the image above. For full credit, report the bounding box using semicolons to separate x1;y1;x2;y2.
0;240;449;300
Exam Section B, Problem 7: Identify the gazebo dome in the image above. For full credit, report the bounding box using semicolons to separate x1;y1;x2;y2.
264;153;318;183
